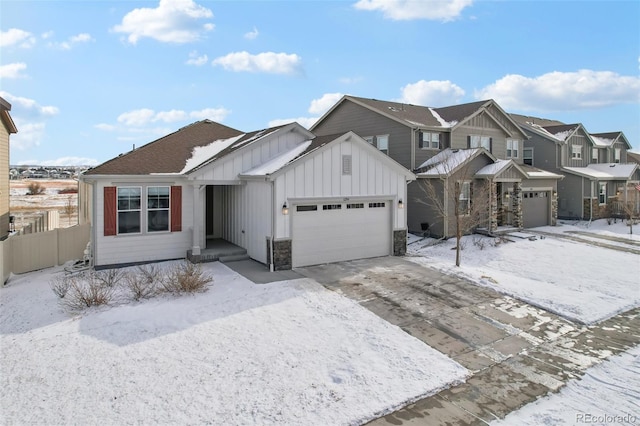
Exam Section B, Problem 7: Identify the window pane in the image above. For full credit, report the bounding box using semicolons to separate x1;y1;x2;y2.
148;210;169;232
377;135;388;151
118;211;140;234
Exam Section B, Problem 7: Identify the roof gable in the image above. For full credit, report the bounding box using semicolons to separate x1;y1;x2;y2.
0;96;18;134
590;131;632;149
84;120;244;175
416;148;495;177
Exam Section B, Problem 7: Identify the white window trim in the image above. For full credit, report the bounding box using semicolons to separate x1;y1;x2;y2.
458;181;471;216
598;182;607;205
117;186;142;235
420;132;440;150
523;147;534;166
506;139;519;159
470;135;491;150
147;186;171;233
571;144;582;159
614;148;621;163
376;134;389;154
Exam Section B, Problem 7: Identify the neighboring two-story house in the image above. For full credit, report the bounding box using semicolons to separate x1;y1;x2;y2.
0;96;18;240
311;96;562;238
511;114;639;220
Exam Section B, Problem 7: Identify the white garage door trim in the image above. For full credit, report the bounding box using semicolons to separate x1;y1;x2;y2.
522;190;550;228
292;199;392;268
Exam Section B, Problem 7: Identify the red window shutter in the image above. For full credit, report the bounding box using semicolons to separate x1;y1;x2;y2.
104;186;117;236
171;186;182;232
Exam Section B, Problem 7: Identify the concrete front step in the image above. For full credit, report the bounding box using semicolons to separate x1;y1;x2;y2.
219;253;251;263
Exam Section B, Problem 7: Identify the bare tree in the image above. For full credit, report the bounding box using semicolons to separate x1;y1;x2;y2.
417;150;492;267
63;195;77;226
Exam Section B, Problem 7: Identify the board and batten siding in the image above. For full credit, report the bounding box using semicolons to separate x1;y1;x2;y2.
0;120;9;240
92;179;193;267
273;139;408;239
312;101;415;169
563;133;590;167
217;182;271;264
450;114;522;163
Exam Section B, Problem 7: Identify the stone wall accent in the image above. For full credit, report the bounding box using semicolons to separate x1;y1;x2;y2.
393;229;407;256
583;198;609;220
272;239;292;271
551;191;558;226
489;181;498;232
513;182;523;228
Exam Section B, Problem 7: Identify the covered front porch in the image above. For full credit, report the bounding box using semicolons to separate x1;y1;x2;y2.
187;238;249;264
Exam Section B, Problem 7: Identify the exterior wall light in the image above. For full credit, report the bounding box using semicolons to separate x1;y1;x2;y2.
398;199;404;209
282;202;289;215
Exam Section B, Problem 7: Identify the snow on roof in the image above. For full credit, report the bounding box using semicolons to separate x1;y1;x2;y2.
591;136;614;147
404;119;428;127
475;159;511;176
242;140;313;176
563;163;637;179
526;170;563;178
552;130;574;141
417;148;480;175
180;134;245;174
525;123;563;142
231;129;279;149
429;108;458;128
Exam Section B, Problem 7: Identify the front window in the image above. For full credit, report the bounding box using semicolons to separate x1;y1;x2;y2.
420;132;440;149
458;181;471;215
470;135;491;151
599;182;607;205
376;135;389;154
523;148;533;166
571;145;582;159
614;148;621;163
506;139;519;159
117;187;141;234
147;186;170;232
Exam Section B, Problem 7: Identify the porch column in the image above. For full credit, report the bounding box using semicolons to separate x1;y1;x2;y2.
513;182;523;228
191;184;202;256
490;181;498;232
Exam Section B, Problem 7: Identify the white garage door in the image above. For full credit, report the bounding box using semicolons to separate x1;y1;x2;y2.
292;200;392;268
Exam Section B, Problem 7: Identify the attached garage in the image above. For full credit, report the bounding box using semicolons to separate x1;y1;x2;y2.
522;191;550;228
291;200;391;268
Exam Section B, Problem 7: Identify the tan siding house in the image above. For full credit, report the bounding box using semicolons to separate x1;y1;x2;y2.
0;97;18;240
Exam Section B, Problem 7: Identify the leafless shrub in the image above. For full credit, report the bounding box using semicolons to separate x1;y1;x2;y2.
472;236;486;250
124;265;159;301
49;275;73;298
161;261;212;294
26;182;45;195
62;275;115;310
91;268;127;288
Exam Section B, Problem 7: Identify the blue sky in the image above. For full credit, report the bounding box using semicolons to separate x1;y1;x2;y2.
1;0;639;166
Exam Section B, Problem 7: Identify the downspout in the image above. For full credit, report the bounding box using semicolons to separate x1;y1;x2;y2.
443;176;449;237
269;180;275;272
588;179;593;225
411;129;416;170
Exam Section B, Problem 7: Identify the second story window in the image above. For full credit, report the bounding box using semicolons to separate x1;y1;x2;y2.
614;148;621;163
506;139;519;159
571;145;582;160
470;135;491;151
419;132;440;149
376;134;389;155
523;148;533;166
592;148;599;163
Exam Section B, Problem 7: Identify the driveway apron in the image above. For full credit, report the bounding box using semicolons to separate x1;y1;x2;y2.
297;256;640;425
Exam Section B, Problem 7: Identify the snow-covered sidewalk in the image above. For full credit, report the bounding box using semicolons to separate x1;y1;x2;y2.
492;345;640;425
407;220;639;325
0;262;468;425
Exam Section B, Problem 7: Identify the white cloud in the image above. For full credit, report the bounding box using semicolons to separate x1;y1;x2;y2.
309;93;344;115
398;80;465;106
268;117;318;130
116;107;230;126
339;76;364;85
475;69;640;111
212;51;302;75
0;28;36;48
112;0;214;44
189;108;230;121
244;27;259;40
117;109;156;126
41;31;54;40
48;33;94;50
353;0;473;21
186;50;208;66
0;92;59;118
9;121;45;151
95;123;116;131
0;63;28;79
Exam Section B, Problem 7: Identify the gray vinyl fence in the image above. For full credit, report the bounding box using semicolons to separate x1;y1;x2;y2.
1;223;90;283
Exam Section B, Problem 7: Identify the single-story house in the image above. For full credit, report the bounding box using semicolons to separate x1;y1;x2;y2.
79;120;415;270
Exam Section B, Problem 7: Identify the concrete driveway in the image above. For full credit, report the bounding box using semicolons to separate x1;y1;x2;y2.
297;256;640;425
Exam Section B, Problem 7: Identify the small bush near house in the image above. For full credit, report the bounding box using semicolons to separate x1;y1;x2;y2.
161;261;212;294
472;236;487;250
91;268;127;288
123;264;160;301
49;275;72;298
26;182;46;195
62;273;115;310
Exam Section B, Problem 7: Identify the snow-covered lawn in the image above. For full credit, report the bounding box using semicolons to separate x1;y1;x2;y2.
0;262;468;425
408;220;639;325
492;345;640;425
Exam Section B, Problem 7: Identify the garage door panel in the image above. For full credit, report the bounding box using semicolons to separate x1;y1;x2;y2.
522;191;549;228
292;202;391;267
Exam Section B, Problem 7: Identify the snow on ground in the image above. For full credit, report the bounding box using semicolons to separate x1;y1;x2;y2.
407;220;639;325
492;345;640;426
0;262;468;426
